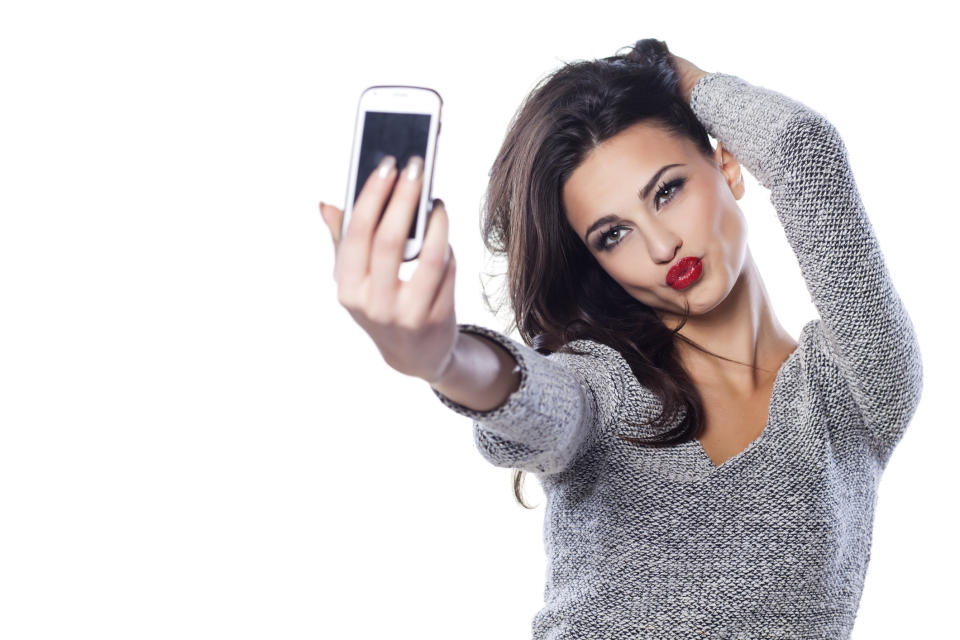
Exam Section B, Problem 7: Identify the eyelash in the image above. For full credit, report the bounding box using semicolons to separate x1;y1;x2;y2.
593;177;687;252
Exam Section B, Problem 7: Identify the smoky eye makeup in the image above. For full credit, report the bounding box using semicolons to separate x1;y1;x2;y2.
651;176;686;211
592;175;688;252
593;225;626;252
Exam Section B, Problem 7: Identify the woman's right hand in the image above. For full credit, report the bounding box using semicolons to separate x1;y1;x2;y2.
319;154;460;384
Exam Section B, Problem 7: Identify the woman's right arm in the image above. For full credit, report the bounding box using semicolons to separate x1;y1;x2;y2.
318;154;623;476
430;323;625;476
428;328;523;414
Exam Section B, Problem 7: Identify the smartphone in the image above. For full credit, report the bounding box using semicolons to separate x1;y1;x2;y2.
342;85;443;262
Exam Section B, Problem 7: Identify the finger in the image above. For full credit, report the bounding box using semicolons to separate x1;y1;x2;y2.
367;155;424;318
337;155;399;292
397;196;450;325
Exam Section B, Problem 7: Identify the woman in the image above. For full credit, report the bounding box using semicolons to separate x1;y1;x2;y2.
320;39;923;639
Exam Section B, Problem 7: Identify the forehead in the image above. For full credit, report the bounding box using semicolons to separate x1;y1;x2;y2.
562;121;692;231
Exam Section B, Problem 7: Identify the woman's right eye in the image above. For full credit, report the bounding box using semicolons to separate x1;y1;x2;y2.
596;225;628;251
595;176;688;252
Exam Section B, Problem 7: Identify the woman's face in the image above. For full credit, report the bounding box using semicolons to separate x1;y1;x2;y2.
562;121;747;321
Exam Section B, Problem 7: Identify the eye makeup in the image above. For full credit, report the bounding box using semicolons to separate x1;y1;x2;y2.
592;176;687;252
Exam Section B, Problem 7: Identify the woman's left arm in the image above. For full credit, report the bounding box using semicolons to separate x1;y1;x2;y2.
687;71;924;464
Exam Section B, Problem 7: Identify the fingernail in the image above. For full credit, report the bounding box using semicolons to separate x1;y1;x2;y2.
377;155;396;178
405;156;423;181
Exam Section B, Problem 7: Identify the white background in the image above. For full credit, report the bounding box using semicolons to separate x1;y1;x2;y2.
1;1;955;638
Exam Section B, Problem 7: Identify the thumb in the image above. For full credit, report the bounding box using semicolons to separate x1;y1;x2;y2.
319;201;343;247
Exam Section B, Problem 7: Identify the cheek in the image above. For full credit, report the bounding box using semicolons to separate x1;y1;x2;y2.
679;188;725;236
710;198;748;278
682;190;746;273
715;193;746;248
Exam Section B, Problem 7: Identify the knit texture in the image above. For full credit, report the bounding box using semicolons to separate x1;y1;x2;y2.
431;72;923;639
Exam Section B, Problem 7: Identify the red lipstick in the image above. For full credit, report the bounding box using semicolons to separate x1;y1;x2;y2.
666;256;703;290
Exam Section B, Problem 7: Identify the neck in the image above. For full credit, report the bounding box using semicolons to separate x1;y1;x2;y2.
657;249;797;396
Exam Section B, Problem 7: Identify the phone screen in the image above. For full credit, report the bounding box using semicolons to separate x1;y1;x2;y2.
355;111;432;239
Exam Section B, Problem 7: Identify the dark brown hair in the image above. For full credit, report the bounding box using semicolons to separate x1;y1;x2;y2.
477;39;739;507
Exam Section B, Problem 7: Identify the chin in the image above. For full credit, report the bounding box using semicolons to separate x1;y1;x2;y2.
673;281;723;316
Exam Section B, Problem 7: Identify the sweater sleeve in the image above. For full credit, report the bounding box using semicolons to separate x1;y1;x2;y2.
689;72;923;462
430;323;624;476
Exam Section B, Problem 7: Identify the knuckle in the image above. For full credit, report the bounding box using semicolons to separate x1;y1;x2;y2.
395;315;421;333
374;232;405;252
354;193;387;220
365;309;392;326
336;289;355;309
347;215;373;235
419;252;445;270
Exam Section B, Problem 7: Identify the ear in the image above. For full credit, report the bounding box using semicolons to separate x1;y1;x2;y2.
714;141;745;200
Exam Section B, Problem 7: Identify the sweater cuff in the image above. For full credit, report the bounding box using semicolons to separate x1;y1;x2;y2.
429;322;534;420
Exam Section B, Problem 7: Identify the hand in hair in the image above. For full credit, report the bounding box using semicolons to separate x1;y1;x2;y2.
624;39;710;104
669;52;710;103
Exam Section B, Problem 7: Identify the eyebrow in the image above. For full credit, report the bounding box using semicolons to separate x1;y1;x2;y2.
582;163;686;244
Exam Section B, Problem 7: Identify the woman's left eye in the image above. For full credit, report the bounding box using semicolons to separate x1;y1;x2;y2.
594;176;687;252
654;177;686;210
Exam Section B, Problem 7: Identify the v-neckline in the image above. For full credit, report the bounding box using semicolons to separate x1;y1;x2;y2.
692;340;802;475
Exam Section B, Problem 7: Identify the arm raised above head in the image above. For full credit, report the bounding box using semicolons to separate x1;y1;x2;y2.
689;72;924;464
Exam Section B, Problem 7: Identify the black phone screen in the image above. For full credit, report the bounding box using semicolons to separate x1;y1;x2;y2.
355;111;432;239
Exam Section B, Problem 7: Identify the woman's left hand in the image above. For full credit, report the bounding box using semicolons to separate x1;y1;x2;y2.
669;52;710;103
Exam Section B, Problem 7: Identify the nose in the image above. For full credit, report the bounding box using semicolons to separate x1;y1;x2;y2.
640;217;682;264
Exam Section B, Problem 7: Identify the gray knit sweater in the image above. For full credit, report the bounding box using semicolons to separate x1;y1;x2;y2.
431;72;923;639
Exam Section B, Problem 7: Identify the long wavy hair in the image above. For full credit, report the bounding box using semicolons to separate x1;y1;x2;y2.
479;39;739;507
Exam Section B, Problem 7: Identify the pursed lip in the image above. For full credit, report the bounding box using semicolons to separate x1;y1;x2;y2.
666;256;702;286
